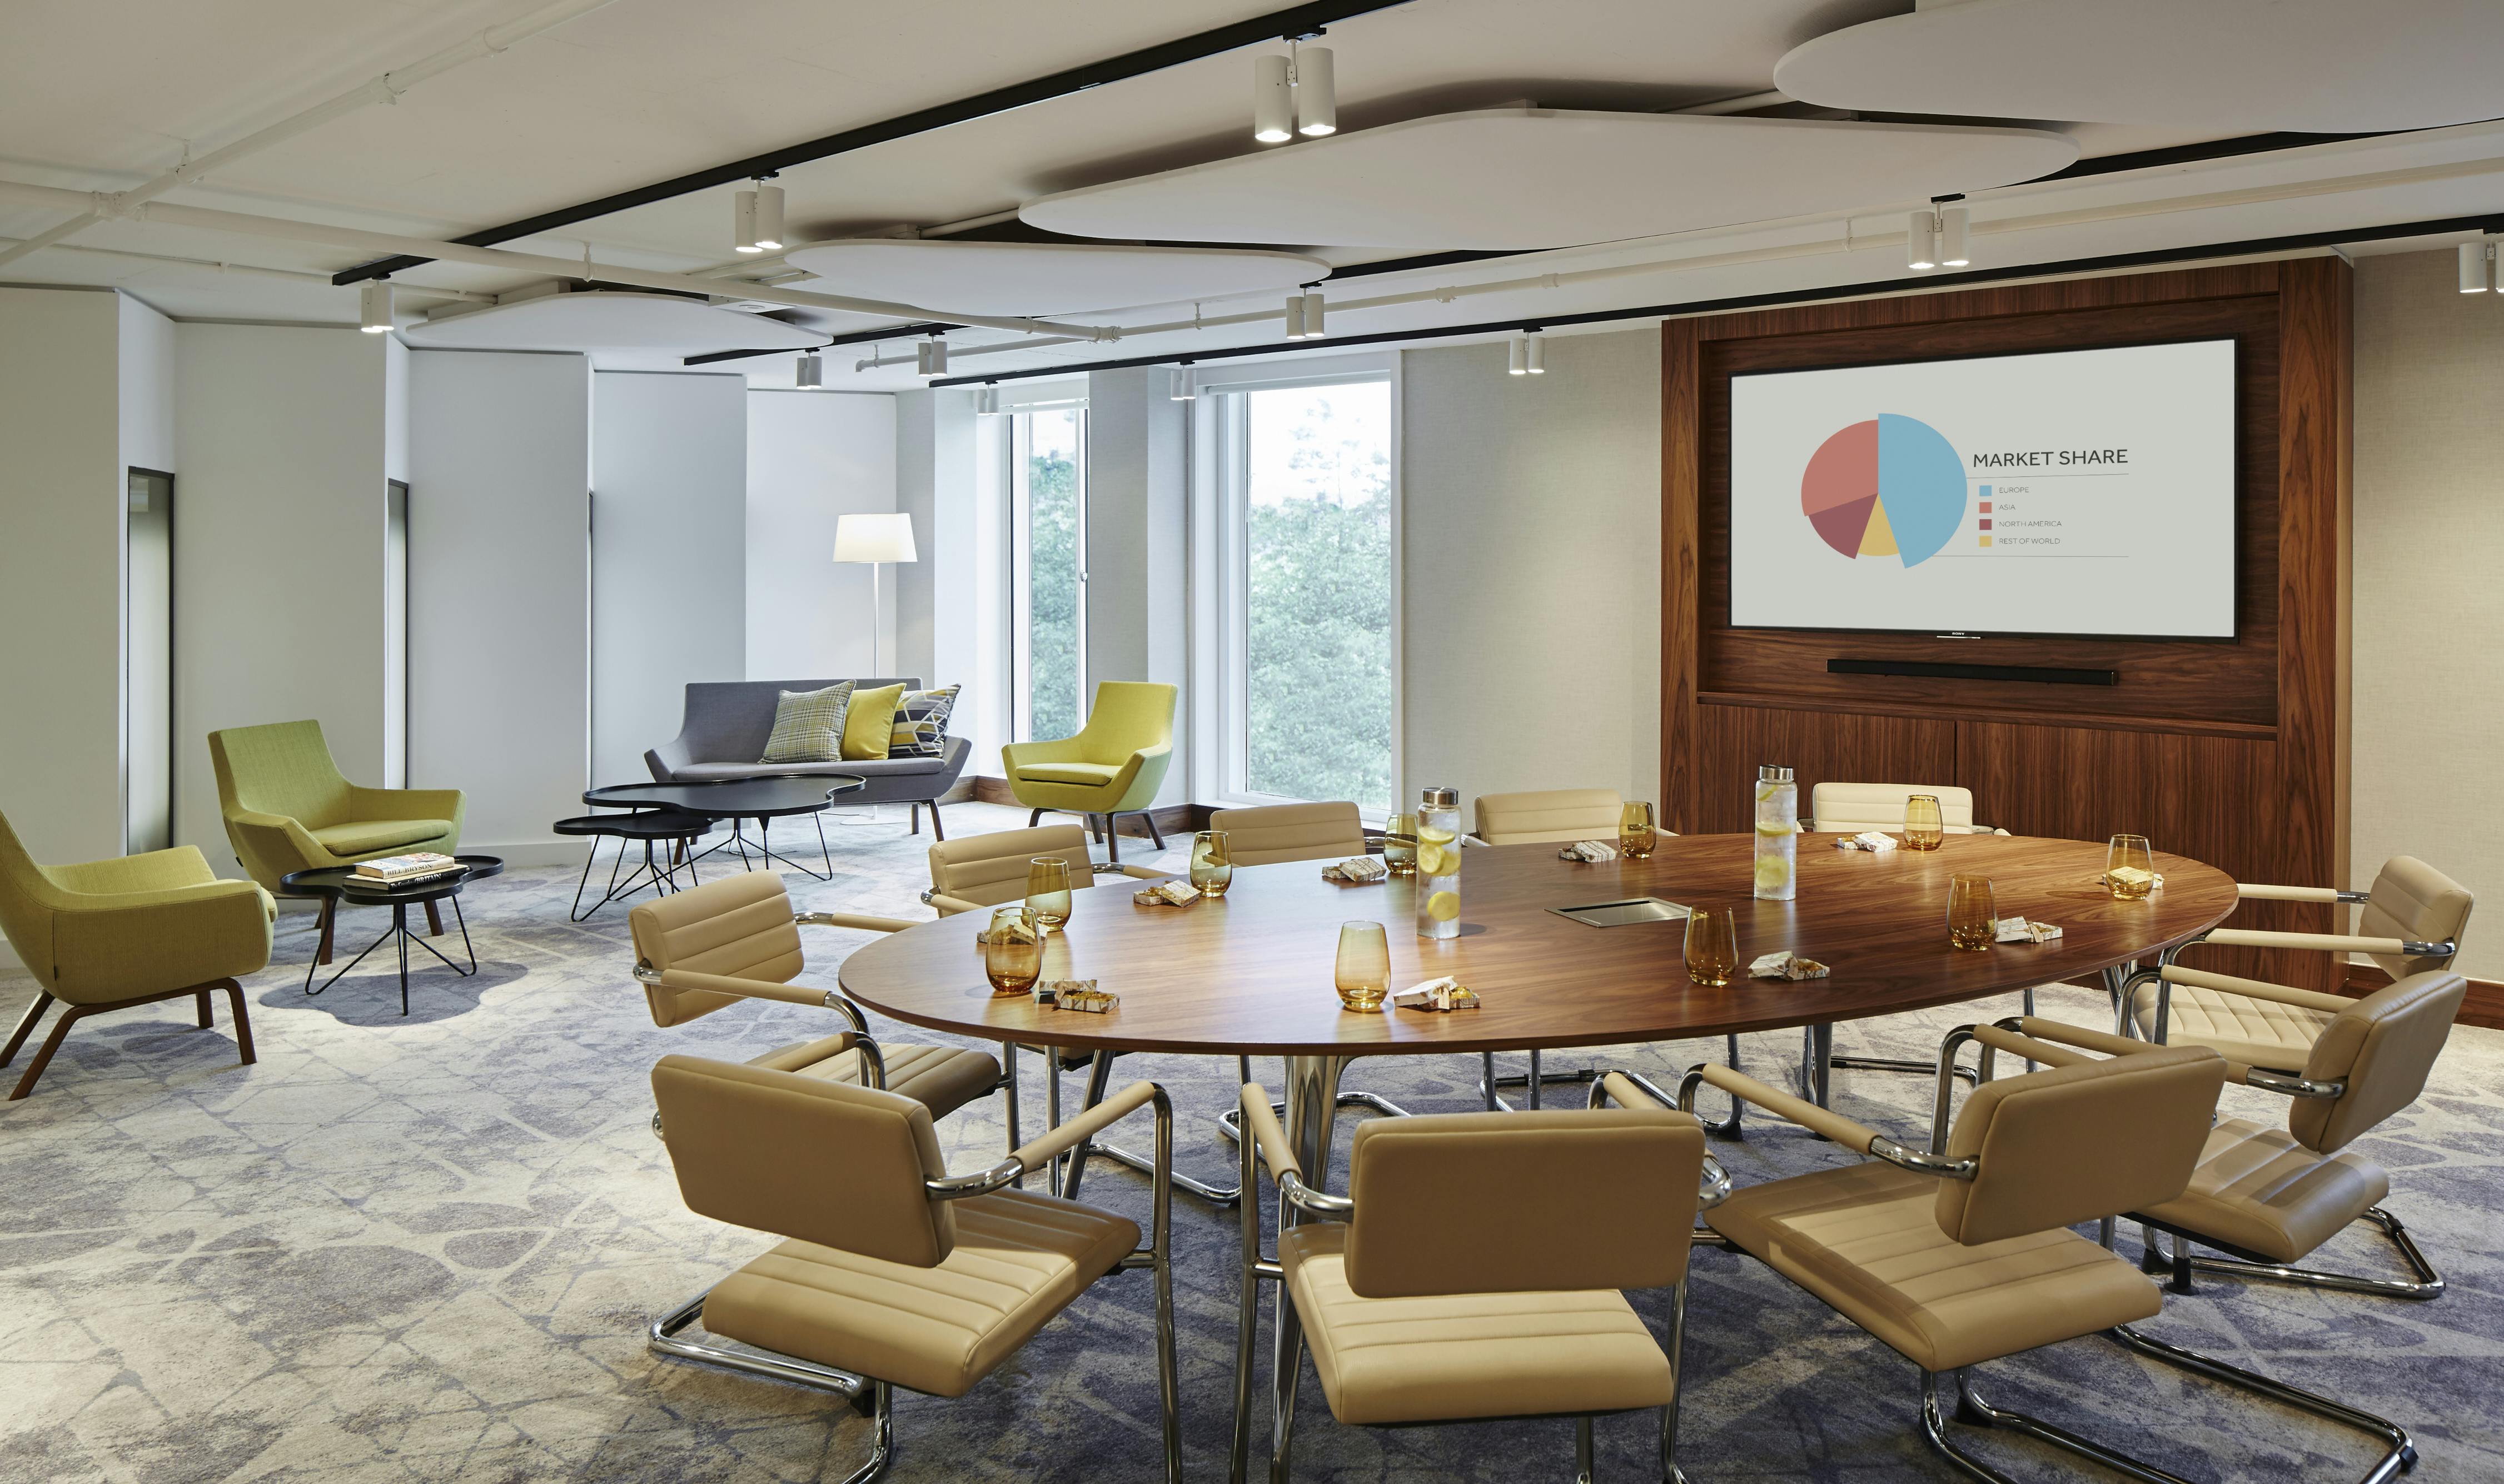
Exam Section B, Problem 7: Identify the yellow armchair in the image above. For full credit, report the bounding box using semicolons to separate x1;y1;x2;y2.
0;807;271;1099
999;681;1176;865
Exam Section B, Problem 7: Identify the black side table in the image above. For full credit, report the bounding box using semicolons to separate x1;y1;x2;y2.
553;811;710;920
278;856;505;1015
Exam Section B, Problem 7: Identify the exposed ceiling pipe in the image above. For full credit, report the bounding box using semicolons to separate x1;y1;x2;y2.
0;0;621;273
0;237;492;298
0;178;1116;337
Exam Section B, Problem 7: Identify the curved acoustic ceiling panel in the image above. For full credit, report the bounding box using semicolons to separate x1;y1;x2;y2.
1019;109;2078;251
1775;0;2504;132
400;292;822;352
784;239;1329;315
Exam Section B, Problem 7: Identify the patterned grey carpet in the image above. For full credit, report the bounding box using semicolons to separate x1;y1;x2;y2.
3;803;2498;1483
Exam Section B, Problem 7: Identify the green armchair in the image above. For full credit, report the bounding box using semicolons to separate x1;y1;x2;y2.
0;806;271;1099
999;681;1176;865
208;720;465;961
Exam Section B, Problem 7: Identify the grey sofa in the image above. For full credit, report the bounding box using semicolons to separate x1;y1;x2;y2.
644;678;971;838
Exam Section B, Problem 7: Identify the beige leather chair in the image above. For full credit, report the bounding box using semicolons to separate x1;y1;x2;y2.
923;823;1166;916
2130;855;2472;1072
1472;788;1630;846
1695;1024;2415;1481
628;870;1007;1139
1806;780;1995;834
2104;972;2464;1301
1232;1077;1710;1483
1206;801;1367;866
648;1051;1179;1484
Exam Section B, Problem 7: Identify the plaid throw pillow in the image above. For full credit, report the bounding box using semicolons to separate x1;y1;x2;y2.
759;683;854;763
888;685;960;759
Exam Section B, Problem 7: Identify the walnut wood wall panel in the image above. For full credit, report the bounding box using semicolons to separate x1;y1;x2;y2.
1662;262;2352;990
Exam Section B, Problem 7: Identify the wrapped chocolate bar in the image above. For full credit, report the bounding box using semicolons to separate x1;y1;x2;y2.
1034;978;1118;1013
1133;879;1202;907
1558;839;1617;863
1835;830;1899;853
1748;951;1830;981
1994;917;2063;944
1322;855;1390;883
1391;975;1480;1012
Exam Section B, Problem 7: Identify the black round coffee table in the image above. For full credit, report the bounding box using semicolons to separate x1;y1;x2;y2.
553;811;715;921
581;775;865;882
278;855;505;1015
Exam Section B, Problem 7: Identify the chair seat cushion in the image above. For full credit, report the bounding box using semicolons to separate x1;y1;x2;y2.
701;1188;1139;1398
753;1038;1003;1122
310;819;453;857
672;756;945;781
2132;983;2327;1073
1278;1223;1672;1427
1705;1161;2162;1373
2132;1118;2389;1264
1014;761;1124;786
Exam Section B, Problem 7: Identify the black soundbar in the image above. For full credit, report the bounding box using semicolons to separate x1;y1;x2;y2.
1828;658;2118;687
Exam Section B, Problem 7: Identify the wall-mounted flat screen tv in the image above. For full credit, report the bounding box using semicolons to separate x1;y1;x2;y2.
1728;338;2237;640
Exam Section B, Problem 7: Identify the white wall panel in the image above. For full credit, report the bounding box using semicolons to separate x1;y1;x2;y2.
748;390;897;682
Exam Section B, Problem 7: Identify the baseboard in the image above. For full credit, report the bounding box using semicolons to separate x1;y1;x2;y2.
2343;964;2504;1031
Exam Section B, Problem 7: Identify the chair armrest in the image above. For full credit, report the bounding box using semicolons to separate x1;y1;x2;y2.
227;809;333;873
47;844;217;894
1114;865;1171;882
1238;1083;1302;1181
2004;1016;2165;1060
2237;882;2353;904
1971;1023;2098;1068
49;879;273;992
633;964;835;1010
1686;1064;1883;1148
1006;1079;1160;1177
746;1030;869;1077
929;893;988;917
2159;964;2354;1015
348;785;465;823
796;910;917;934
2197;928;2452;957
646;738;693;780
1000;736;1085;771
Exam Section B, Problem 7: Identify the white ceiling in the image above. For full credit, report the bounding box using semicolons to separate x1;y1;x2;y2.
398;290;822;351
4;0;2503;389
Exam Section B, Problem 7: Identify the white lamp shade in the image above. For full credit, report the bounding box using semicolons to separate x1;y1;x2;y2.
833;512;918;565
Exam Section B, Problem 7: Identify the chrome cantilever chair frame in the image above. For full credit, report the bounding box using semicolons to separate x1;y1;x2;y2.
650;1049;1180;1484
1690;1023;2415;1484
1229;1077;1710;1484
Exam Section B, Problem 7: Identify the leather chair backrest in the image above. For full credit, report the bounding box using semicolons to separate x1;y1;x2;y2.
208;719;354;829
2293;970;2466;1153
1074;680;1177;763
651;1054;955;1266
2356;855;2473;980
1935;1044;2223;1246
928;825;1099;908
1809;781;1976;833
1473;788;1627;845
629;870;804;1027
1206;801;1366;867
1342;1107;1706;1298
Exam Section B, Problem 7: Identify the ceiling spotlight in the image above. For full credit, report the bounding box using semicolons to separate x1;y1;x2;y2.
1508;335;1528;375
1296;45;1337;136
1169;367;1196;401
977;386;1002;415
1907;209;1939;271
734;188;759;253
1283;293;1307;339
1937;206;1970;268
1253;54;1294;143
1525;330;1545;374
915;337;949;376
752;181;785;252
2460;240;2492;293
796;350;824;389
1300;292;1326;337
359;279;394;333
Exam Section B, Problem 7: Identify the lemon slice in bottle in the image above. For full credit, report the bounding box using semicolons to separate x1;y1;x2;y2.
1426;890;1461;922
1754;854;1790;890
1416;825;1457;847
1415;844;1448;877
1754;819;1793;838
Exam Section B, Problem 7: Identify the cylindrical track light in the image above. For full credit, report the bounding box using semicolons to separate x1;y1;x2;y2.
977;386;1002;415
734;188;760;253
1525;331;1545;374
1283;293;1306;339
1296;46;1336;136
1907;209;1938;271
1253;54;1294;143
1508;335;1527;375
359;279;394;333
2461;240;2492;293
929;338;947;375
1300;292;1326;337
1168;367;1196;401
1938;206;1970;267
752;182;785;252
795;350;824;389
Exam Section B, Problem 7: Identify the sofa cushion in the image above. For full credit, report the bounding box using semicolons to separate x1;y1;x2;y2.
843;684;905;761
888;685;959;759
670;679;920;766
1016;762;1123;786
673;756;946;783
760;683;854;764
311;819;454;857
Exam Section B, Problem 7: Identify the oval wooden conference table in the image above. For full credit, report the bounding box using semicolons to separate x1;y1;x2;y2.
839;833;2237;1189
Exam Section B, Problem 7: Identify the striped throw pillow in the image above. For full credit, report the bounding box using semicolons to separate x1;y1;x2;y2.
759;683;854;763
888;685;960;759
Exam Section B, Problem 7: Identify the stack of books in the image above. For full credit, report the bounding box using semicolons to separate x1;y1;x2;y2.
354;852;462;887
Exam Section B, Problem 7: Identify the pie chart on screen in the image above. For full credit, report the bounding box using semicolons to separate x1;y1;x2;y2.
1800;414;1968;567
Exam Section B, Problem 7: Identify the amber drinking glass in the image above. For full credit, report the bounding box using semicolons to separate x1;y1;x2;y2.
1335;920;1392;1013
1191;830;1234;898
1903;794;1945;851
1947;874;1997;951
1619;801;1658;860
1026;857;1073;933
2105;835;2155;900
984;907;1043;996
1683;907;1739;987
1382;813;1418;876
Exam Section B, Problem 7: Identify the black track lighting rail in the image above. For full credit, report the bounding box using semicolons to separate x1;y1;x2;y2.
927;208;2504;387
333;0;1417;286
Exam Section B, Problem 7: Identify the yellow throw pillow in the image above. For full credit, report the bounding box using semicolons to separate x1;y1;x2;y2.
841;683;905;760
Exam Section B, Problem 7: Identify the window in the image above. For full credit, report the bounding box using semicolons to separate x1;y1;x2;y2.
1010;405;1086;742
1206;373;1396;810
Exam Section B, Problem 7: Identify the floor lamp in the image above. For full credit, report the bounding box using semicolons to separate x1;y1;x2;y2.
832;513;918;824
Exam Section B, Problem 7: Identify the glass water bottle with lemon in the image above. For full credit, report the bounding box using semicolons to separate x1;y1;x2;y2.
1414;786;1463;940
1753;764;1796;902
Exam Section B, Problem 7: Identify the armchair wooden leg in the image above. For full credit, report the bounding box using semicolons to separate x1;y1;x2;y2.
316;897;336;964
196;991;212;1028
909;803;922;836
223;980;257;1067
926;801;945;841
10;1002;92;1100
1029;807;1045;827
424;898;445;937
2;991;56;1068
